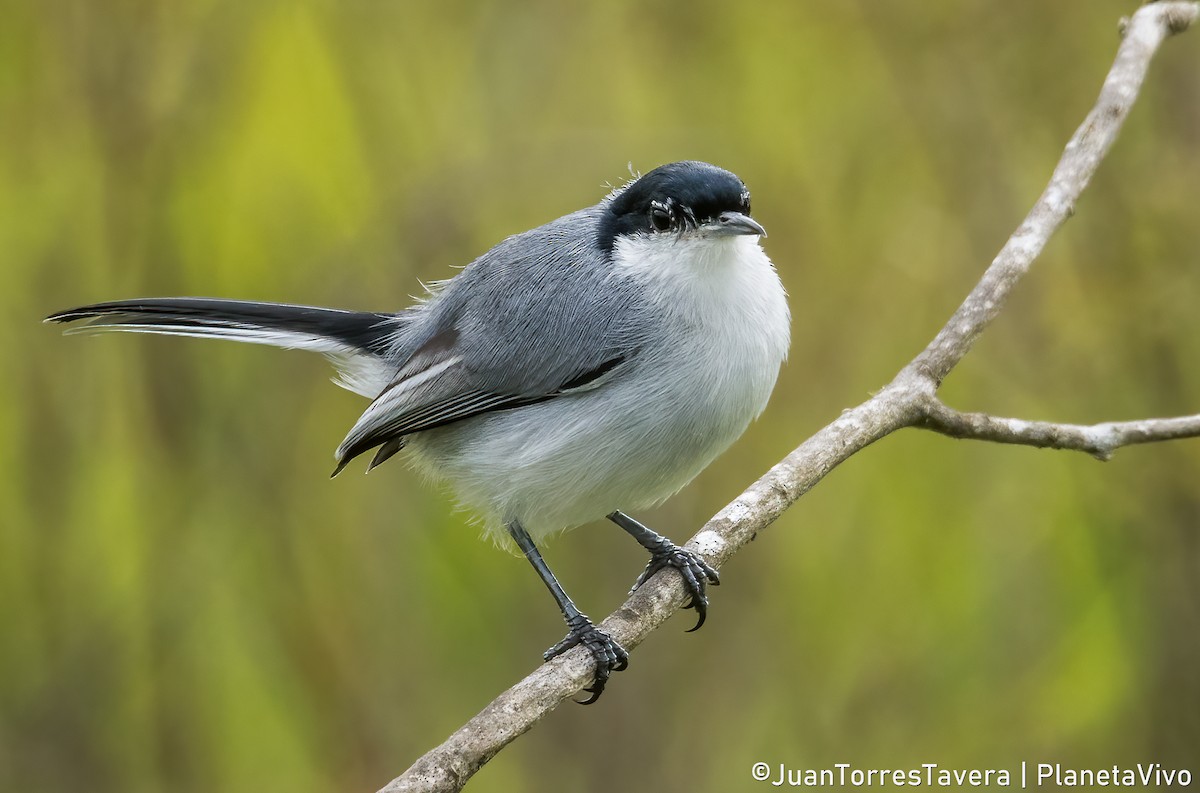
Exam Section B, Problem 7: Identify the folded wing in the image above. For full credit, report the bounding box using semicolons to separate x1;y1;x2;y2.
332;324;627;475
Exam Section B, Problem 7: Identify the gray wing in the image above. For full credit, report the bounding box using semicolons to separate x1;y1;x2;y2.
333;207;646;474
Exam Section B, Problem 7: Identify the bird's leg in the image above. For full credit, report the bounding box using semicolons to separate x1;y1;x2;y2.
607;510;720;632
506;520;628;704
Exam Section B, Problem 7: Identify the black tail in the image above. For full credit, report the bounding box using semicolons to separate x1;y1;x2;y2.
46;297;403;397
46;297;396;352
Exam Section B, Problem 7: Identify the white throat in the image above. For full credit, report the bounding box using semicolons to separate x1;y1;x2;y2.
612;233;790;344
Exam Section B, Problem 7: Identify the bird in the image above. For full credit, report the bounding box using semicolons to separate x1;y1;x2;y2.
46;160;791;702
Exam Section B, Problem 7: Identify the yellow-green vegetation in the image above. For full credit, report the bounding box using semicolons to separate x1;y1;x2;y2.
3;2;1197;791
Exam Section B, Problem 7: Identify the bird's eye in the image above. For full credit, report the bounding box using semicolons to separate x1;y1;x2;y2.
649;204;673;232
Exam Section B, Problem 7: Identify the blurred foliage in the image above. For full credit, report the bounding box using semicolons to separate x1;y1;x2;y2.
2;1;1198;791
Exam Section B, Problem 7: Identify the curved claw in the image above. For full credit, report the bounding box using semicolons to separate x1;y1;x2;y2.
544;617;629;704
631;546;721;632
685;593;709;633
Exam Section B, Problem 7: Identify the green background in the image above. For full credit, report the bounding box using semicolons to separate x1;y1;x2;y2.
3;1;1198;791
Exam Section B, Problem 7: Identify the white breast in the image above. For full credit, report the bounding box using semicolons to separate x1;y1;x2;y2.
611;232;791;400
610;232;791;465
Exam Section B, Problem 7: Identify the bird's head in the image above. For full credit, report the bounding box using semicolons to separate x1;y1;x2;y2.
599;161;765;254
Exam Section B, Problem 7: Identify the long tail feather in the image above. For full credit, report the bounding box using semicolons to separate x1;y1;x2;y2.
46;297;402;397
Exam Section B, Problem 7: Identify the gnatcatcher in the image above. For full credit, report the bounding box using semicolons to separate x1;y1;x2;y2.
47;160;790;701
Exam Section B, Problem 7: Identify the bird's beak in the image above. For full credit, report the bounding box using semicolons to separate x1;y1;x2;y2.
713;211;767;238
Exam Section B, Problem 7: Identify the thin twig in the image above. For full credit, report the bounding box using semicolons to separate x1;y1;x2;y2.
378;4;1199;791
918;399;1200;460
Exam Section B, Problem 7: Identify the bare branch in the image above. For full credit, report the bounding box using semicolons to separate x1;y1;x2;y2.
917;399;1200;460
904;0;1199;387
378;4;1200;791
